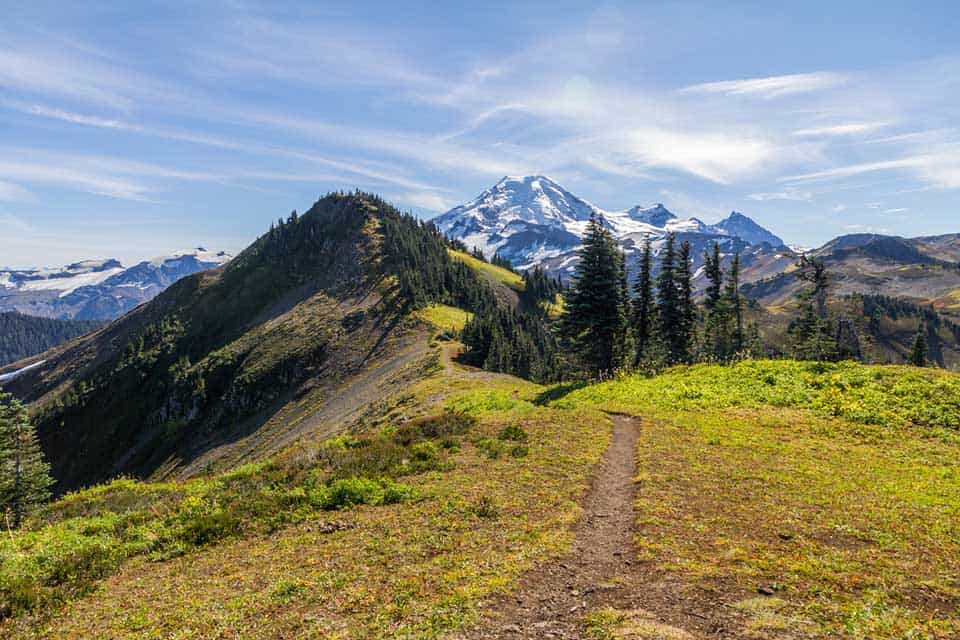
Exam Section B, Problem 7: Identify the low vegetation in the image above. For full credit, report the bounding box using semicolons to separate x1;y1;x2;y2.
1;353;611;638
558;360;960;638
448;249;524;292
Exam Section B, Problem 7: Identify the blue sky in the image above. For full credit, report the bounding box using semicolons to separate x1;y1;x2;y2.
2;1;960;267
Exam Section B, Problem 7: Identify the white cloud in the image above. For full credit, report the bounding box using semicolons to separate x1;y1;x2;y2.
0;180;33;202
395;191;455;212
793;122;892;137
883;207;909;214
0;212;31;231
832;204;847;212
748;188;813;202
680;71;847;99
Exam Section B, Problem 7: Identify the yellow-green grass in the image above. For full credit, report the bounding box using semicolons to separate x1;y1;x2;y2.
3;355;609;638
557;361;960;639
542;293;565;320
414;304;474;334
448;249;525;292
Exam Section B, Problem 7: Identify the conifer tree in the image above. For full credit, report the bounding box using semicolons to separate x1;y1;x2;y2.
723;252;744;354
615;249;634;368
703;242;723;311
0;395;54;529
559;213;626;377
909;321;927;367
632;238;654;363
655;233;684;363
676;240;696;361
790;255;837;361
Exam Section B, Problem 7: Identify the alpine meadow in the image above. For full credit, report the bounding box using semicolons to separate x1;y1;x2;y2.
2;3;960;639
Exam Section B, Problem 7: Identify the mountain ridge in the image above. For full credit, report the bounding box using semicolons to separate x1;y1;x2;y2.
432;175;786;277
0;249;231;321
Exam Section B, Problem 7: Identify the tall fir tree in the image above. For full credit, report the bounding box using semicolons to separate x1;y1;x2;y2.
909;320;927;367
558;213;626;377
676;240;696;361
0;395;54;529
723;252;744;354
790;255;837;362
704;242;723;310
615;249;634;368
701;242;728;360
655;233;685;363
632;237;655;363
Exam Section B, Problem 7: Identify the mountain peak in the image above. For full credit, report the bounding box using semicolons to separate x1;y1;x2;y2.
625;203;676;227
710;211;785;248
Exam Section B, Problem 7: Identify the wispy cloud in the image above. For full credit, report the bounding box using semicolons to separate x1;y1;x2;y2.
793;122;892;137
0;180;33;202
748;188;813;202
680;71;847;99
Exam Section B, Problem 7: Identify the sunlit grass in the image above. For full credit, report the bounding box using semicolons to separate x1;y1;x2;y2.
448;249;524;292
558;360;960;639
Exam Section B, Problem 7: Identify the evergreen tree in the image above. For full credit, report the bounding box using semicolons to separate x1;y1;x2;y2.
789;254;838;362
0;395;54;529
704;242;723;311
558;213;626;377
676;240;696;361
909;321;927;367
701;243;728;361
632;238;655;363
655;233;685;363
723;252;744;354
615;249;634;368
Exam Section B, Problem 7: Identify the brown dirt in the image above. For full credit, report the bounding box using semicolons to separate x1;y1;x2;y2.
456;414;748;640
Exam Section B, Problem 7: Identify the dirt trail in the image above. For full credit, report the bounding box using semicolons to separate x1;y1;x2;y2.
458;414;738;640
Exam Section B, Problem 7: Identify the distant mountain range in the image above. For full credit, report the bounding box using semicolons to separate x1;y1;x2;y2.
0;249;231;320
432;175;788;279
434;175;960;319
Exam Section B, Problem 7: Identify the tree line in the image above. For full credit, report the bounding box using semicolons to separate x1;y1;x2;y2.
0;312;103;367
556;214;762;378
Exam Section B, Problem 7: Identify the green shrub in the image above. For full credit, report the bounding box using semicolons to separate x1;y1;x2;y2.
310;477;415;510
475;437;504;459
471;495;500;519
498;423;528;442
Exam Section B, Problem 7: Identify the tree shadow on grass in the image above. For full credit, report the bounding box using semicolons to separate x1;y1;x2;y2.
533;381;588;406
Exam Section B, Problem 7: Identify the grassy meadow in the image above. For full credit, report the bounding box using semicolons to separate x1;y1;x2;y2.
559;360;960;638
0;344;610;639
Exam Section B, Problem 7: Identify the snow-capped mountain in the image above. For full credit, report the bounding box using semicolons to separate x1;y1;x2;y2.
433;175;789;279
709;211;784;247
0;248;231;320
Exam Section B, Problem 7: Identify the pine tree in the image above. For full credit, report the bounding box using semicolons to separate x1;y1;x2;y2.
704;242;723;311
615;249;634;368
909;321;927;367
655;233;684;363
675;240;696;362
790;255;837;362
0;395;54;529
632;238;655;363
724;252;744;354
559;213;626;377
701;243;728;361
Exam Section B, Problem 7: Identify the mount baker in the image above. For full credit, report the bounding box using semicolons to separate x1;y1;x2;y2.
432;174;793;281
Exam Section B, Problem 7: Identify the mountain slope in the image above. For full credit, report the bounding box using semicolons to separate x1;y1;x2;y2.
0;312;102;367
743;233;960;319
1;193;507;492
0;249;230;320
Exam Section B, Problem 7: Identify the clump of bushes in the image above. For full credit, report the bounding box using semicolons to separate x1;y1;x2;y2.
309;477;415;510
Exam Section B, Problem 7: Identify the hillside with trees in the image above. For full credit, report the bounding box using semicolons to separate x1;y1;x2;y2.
0;313;102;367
